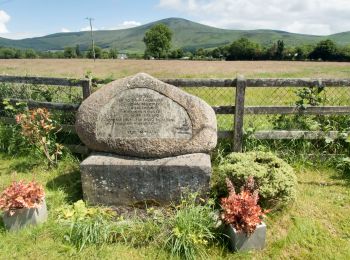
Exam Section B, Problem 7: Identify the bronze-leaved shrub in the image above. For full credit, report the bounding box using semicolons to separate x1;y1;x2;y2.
221;178;267;234
0;180;45;216
212;151;297;209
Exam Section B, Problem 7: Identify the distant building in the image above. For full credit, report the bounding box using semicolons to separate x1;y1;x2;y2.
117;53;128;60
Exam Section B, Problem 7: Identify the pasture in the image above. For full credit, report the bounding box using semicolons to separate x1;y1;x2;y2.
1;59;350;79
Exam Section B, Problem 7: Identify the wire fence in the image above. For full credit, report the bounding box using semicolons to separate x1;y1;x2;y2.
0;76;350;153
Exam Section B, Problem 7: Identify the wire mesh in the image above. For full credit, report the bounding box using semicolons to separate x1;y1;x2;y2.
180;86;235;131
0;82;83;124
244;85;350;132
1;80;349;134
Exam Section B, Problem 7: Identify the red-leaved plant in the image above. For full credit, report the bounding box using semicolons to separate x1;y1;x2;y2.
220;177;267;235
0;181;45;216
16;108;63;166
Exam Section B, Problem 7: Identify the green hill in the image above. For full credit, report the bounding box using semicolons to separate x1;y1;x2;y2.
0;18;349;53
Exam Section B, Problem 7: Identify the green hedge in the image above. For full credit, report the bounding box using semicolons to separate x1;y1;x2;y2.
211;151;297;209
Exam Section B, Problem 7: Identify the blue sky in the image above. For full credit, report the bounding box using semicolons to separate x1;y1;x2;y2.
1;0;350;39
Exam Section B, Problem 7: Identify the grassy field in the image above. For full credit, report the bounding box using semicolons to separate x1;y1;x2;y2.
0;154;349;259
1;59;350;79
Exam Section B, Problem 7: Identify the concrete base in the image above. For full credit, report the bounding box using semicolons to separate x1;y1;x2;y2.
226;222;266;251
2;199;48;231
80;153;211;206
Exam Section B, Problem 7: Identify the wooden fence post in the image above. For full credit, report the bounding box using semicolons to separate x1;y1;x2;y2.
82;78;92;100
233;75;247;152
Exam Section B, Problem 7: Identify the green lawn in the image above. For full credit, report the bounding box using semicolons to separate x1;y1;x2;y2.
0;154;349;259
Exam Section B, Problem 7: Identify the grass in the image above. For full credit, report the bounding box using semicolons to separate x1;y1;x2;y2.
0;153;349;259
1;60;350;79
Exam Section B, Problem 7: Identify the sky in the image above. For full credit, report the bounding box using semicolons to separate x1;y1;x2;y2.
0;0;350;39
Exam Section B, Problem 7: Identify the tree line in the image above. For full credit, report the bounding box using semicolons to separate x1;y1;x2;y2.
0;45;123;59
143;24;350;62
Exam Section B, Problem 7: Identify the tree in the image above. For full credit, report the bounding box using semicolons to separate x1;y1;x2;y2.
276;40;285;60
63;47;77;58
226;38;262;60
169;48;184;59
75;44;82;57
87;46;102;59
309;39;338;61
143;23;172;59
109;47;118;59
0;48;16;59
24;49;38;59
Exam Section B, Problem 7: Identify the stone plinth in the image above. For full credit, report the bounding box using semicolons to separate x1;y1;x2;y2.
80;153;211;206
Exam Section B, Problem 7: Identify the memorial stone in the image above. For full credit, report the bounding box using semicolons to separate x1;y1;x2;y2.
77;73;217;206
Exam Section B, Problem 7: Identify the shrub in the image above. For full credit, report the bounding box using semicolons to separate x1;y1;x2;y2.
0;180;45;216
221;178;267;234
212;151;297;209
16;108;64;166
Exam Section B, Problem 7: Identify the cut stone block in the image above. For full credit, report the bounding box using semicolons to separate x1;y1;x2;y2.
80;152;211;206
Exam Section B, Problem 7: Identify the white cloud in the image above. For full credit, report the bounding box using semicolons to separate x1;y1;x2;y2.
61;28;71;33
158;0;350;35
110;21;142;30
0;10;10;33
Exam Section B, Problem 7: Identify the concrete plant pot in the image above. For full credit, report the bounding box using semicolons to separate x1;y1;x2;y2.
226;222;266;251
2;199;48;231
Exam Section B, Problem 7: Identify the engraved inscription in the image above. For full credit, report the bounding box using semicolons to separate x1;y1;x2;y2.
96;88;192;140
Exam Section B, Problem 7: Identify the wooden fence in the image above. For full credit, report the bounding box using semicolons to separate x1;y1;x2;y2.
1;75;350;154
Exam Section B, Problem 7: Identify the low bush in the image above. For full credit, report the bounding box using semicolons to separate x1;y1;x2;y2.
221;177;267;234
212;151;297;209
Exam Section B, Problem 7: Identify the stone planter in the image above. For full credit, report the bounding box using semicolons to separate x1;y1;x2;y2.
225;222;266;251
2;199;48;231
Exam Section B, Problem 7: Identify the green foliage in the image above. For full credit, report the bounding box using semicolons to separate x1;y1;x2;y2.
56;200;116;251
212;151;297;209
169;48;184;59
24;49;38;58
164;194;218;260
0;100;32;155
226;38;262;60
271;85;350;153
108;47;118;59
75;44;82;57
86;46;102;59
309;39;338;61
143;23;172;58
63;47;77;58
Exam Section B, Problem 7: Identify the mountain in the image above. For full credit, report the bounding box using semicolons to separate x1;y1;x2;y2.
0;18;350;53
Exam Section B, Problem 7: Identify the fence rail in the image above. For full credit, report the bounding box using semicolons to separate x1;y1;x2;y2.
1;75;349;153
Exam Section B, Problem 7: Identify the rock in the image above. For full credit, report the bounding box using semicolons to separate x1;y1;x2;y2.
80;153;211;206
76;73;217;158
